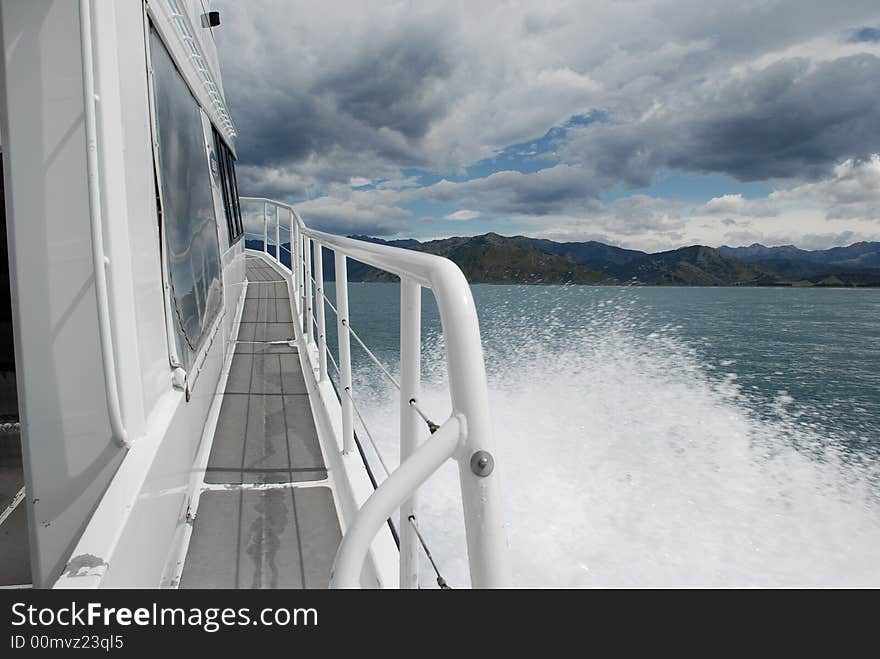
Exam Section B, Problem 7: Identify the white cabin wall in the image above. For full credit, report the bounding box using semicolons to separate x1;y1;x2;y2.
0;0;125;587
115;0;171;420
93;0;147;438
97;325;225;587
51;0;246;587
0;0;245;587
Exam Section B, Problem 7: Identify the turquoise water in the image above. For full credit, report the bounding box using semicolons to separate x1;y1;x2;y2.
323;283;880;586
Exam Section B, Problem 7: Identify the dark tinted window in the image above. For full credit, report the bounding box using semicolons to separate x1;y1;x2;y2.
213;128;243;244
150;28;223;369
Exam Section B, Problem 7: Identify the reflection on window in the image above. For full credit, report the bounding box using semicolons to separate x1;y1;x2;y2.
150;28;223;369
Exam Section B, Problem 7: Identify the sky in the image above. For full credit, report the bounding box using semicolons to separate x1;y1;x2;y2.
213;0;880;252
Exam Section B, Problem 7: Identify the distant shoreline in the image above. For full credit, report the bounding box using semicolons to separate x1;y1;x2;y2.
247;233;880;287
344;279;880;289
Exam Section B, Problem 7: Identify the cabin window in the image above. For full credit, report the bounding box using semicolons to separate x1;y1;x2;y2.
149;28;224;370
212;128;243;244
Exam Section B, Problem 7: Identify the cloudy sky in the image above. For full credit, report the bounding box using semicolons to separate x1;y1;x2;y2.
213;0;880;251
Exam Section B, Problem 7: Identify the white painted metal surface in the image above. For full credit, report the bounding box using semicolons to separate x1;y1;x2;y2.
263;201;268;255
334;253;355;456
240;196;511;589
314;242;328;382
304;235;313;343
274;207;280;263
79;0;130;449
1;0;128;587
399;279;423;589
1;0;245;587
330;417;462;588
157;0;236;141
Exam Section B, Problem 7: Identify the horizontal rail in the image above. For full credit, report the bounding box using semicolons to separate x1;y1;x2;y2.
238;195;510;588
240;196;296;211
330;416;462;588
300;226;463;291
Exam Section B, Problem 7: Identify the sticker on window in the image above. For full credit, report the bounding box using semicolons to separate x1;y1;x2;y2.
208;147;221;188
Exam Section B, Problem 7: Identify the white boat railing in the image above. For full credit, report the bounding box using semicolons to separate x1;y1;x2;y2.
239;196;510;589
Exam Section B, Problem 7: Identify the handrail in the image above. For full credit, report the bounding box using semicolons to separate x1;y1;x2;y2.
238;196;510;588
80;0;130;449
240;196;296;211
329;416;462;588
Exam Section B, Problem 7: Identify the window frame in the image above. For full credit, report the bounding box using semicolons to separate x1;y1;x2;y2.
212;127;243;245
145;22;226;376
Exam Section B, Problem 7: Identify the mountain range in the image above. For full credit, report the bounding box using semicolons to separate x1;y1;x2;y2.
247;235;880;287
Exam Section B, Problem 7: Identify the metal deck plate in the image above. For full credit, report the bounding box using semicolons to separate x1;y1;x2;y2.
181;257;340;588
224;350;308;395
0;430;29;586
204;391;326;484
179;487;341;589
0;504;30;586
245;261;286;282
241;297;293;324
206;342;323;484
245;281;289;298
0;432;23;511
236;321;295;343
233;341;297;355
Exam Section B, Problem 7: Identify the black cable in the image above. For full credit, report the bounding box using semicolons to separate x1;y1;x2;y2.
327;374;400;549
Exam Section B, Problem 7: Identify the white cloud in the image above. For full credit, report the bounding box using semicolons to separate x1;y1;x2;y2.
444;209;482;221
295;194;411;235
704;194;777;217
770;155;880;220
376;176;422;190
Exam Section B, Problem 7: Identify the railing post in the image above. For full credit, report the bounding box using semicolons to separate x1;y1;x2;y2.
399;278;423;589
334;252;354;455
274;206;281;263
304;235;313;344
435;278;511;588
300;231;307;331
330;417;461;588
291;209;300;317
314;243;328;382
263;202;268;254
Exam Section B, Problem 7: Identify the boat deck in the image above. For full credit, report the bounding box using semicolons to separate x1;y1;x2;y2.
0;424;30;587
180;256;342;588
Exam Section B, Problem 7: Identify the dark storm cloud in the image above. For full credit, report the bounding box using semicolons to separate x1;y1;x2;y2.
227;82;428;173
564;54;880;186
848;27;880;43
236;29;451;166
313;30;453;140
426;166;605;216
214;2;456;186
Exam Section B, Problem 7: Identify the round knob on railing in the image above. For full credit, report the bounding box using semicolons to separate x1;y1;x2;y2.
470;450;494;477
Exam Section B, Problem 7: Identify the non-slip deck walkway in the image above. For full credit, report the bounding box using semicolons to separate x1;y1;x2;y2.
0;425;29;587
180;256;341;589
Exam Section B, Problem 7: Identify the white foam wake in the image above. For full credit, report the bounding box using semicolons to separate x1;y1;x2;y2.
355;288;880;587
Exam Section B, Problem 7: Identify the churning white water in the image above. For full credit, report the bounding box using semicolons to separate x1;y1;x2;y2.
352;287;880;587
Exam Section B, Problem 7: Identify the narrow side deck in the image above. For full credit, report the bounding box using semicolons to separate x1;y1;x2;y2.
0;423;29;587
180;256;342;588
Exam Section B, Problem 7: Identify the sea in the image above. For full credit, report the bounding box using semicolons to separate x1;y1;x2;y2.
322;283;880;587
